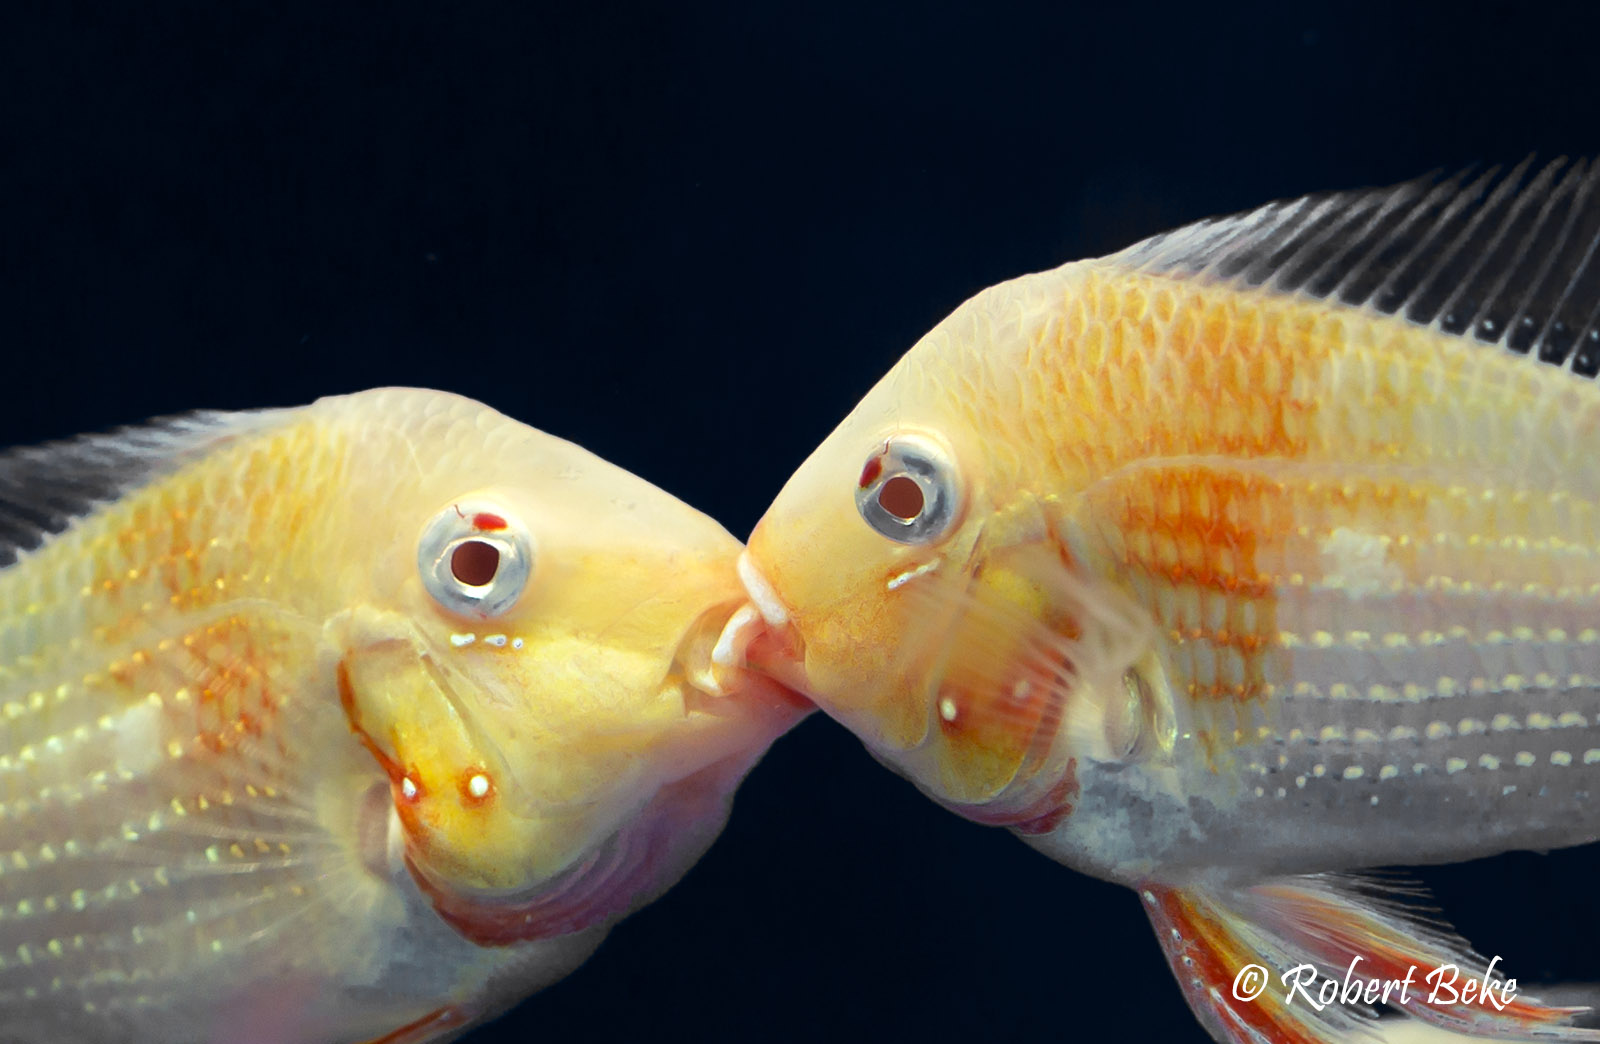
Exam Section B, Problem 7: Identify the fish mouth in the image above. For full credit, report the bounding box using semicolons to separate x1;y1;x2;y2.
721;551;812;697
404;596;812;947
679;589;814;723
736;550;791;629
729;550;1076;820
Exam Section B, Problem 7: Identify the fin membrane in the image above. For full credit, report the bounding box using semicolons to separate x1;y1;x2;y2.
1142;875;1597;1043
1111;157;1600;377
0;408;285;566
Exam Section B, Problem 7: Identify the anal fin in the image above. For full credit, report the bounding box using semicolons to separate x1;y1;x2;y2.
357;1005;470;1044
1141;876;1598;1043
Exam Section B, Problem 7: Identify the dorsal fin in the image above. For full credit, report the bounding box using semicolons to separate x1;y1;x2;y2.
1109;157;1600;376
0;409;287;568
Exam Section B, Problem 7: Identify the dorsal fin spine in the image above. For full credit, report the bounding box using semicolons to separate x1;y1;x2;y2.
1524;162;1600;362
1110;156;1600;379
0;409;285;569
1440;156;1552;337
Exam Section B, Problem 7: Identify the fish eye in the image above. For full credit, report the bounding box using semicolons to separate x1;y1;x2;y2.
418;499;534;617
855;434;961;544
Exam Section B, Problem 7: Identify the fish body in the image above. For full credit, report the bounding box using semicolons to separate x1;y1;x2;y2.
0;388;805;1043
738;160;1600;1042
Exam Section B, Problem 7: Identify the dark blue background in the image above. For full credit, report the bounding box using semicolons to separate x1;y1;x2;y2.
5;3;1600;1041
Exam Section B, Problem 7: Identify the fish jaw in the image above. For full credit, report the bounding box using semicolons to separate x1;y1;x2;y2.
412;738;776;946
736;507;967;761
334;588;810;946
738;520;1159;823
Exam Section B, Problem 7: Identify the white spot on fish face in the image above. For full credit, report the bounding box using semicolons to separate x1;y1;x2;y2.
1319;527;1402;599
886;559;940;591
512;637;524;649
467;773;491;799
938;697;958;722
449;633;475;648
400;777;419;801
484;634;508;648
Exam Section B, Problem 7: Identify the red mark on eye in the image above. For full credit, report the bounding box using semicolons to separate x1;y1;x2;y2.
858;455;884;489
472;512;508;532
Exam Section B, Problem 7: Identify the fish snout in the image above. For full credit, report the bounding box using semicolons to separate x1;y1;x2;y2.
712;551;811;697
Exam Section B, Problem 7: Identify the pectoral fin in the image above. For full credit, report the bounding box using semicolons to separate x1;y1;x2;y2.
1140;876;1597;1043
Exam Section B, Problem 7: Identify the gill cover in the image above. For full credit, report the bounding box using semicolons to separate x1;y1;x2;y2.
332;606;562;894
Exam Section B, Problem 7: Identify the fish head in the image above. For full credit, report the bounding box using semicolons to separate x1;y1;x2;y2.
324;390;809;944
742;293;1158;830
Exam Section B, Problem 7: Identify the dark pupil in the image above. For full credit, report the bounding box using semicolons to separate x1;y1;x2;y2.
877;474;925;521
450;540;500;586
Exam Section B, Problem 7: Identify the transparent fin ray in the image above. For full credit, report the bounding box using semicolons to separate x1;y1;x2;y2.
0;408;287;567
1143;876;1598;1044
1109;157;1600;376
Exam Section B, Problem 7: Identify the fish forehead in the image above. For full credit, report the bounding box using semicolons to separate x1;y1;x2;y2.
306;388;739;556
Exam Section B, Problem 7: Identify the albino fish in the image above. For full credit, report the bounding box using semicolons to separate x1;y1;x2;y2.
0;388;806;1044
729;159;1600;1042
